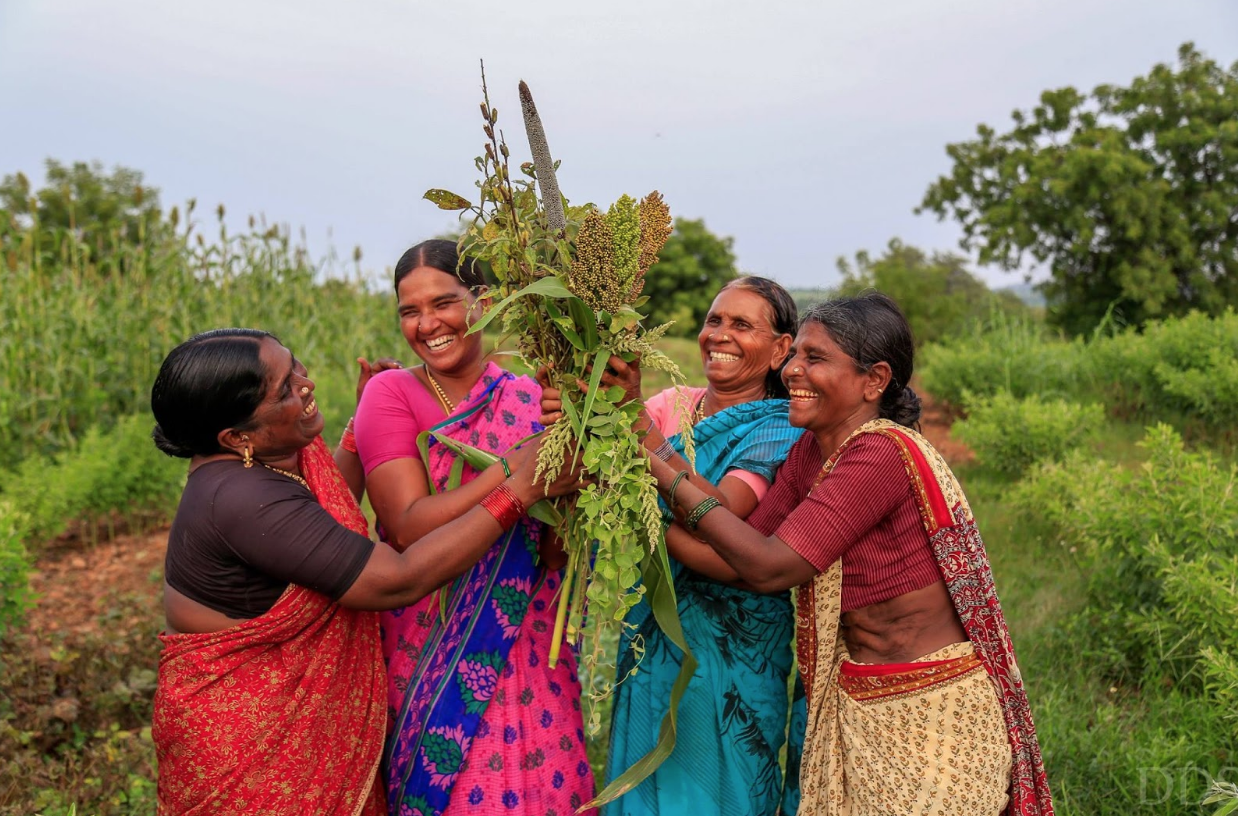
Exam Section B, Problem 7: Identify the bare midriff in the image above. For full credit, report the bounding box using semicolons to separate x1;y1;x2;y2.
839;579;968;664
163;583;248;635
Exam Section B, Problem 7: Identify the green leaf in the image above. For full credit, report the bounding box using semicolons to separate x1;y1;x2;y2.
467;276;573;336
423;189;473;210
566;296;600;351
427;433;562;525
578;348;611;441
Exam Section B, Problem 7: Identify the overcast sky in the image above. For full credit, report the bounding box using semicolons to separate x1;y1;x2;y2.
2;0;1236;289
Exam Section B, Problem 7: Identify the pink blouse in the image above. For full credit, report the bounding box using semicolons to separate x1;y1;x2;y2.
646;386;770;501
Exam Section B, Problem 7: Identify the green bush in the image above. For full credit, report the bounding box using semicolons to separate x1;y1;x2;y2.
1011;425;1238;718
0;502;31;639
953;391;1104;475
1087;310;1238;434
918;309;1085;408
2;414;187;549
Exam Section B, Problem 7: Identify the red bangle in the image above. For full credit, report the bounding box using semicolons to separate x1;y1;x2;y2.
480;482;526;530
340;418;358;453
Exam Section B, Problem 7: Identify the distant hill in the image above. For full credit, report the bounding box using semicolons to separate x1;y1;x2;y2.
786;288;833;311
997;281;1047;307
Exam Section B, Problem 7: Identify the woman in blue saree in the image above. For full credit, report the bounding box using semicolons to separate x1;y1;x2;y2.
602;277;805;816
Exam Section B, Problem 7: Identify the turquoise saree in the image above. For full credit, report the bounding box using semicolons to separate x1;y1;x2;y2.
604;399;803;816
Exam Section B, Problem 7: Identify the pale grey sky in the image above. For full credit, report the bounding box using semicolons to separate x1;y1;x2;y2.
2;0;1235;288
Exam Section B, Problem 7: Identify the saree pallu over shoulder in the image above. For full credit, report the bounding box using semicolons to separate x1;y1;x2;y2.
153;436;386;816
794;420;1053;816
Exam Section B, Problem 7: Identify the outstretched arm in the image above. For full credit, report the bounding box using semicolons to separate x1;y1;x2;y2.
648;453;817;593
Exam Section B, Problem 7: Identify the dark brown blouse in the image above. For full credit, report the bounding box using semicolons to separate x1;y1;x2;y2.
164;459;374;619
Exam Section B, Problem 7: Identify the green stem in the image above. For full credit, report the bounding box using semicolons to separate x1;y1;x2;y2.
548;546;575;670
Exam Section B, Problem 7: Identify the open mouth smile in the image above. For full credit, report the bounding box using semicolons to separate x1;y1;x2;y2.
708;351;740;363
789;389;817;402
303;398;318;417
424;335;456;353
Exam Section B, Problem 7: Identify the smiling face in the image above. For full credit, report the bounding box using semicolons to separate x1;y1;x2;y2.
241;337;325;459
697;287;792;396
396;266;485;377
782;321;888;436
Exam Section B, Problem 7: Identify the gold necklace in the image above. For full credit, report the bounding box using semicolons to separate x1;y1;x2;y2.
424;365;456;414
262;463;310;491
694;394;707;424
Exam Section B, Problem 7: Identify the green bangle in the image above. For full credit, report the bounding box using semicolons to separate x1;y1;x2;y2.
668;470;690;507
685;496;721;531
500;457;512;478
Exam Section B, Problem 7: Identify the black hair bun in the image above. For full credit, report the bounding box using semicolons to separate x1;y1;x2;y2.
152;424;195;459
886;386;922;428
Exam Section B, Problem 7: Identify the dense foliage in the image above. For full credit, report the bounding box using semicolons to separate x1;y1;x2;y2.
953;391;1104;476
921;43;1238;335
1011;425;1238;726
835;239;1027;345
921;307;1238;443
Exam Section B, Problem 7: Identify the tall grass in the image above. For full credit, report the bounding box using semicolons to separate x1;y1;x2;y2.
0;204;408;468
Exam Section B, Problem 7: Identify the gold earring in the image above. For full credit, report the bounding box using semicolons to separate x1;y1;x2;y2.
241;435;253;468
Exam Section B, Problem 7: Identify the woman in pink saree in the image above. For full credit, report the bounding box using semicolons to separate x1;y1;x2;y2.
354;240;596;816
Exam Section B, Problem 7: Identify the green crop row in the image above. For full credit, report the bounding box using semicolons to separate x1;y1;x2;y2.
0;207;409;468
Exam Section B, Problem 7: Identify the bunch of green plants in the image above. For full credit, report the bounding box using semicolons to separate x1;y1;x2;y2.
953;391;1104;476
423;70;695;802
1010;424;1238;726
0;504;31;639
3;414;187;550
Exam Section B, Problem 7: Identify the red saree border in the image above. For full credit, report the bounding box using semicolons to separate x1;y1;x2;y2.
839;652;984;702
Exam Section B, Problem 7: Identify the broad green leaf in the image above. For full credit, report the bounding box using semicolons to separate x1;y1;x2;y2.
427;433;562;526
566;296;600;351
467;276;573;336
423;189;473;210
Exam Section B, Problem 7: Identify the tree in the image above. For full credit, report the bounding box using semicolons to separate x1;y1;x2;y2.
835;239;1025;345
0;159;166;271
919;43;1238;335
642;218;739;336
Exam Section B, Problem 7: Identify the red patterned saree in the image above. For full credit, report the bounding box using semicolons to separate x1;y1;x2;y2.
153;437;387;816
794;420;1054;816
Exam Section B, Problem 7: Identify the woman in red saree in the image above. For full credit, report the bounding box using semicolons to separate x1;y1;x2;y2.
149;328;581;816
643;294;1055;816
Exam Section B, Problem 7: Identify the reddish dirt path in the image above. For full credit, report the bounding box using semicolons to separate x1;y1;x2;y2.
26;530;168;637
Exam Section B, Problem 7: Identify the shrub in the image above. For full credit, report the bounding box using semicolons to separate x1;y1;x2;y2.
953;391;1104;475
2;414;186;548
918;309;1084;408
1011;425;1238;723
0;502;31;639
1088;309;1238;435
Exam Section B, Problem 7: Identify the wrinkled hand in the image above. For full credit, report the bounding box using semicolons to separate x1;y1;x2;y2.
600;354;642;406
355;356;404;405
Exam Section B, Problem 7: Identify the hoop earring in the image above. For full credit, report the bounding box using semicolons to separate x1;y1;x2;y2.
242;435;253;468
